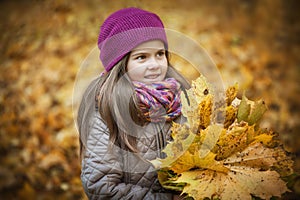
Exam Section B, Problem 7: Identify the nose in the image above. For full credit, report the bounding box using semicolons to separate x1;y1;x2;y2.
147;57;160;70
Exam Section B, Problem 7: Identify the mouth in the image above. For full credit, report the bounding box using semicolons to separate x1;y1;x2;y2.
144;74;160;79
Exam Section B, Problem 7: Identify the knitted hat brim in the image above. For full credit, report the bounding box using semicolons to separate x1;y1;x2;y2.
99;27;168;72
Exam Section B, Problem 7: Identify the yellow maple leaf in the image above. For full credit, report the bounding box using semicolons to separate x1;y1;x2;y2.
237;94;251;123
171;142;292;200
213;122;252;160
150;129;196;169
181;88;201;132
237;94;268;125
174;167;288;200
181;75;213;132
224;105;237;128
150;76;293;200
191;74;214;104
224;142;286;170
225;82;239;106
169;150;229;174
198;94;213;130
198;124;224;158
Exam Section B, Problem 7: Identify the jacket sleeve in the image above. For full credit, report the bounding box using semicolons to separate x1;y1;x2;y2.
80;111;172;200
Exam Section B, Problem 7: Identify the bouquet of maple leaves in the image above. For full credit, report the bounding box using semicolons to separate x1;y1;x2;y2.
150;75;294;200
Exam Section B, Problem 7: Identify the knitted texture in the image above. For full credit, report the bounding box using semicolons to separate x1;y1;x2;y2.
133;78;181;122
98;7;168;71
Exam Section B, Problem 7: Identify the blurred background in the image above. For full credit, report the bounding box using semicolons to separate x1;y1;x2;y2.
0;0;299;199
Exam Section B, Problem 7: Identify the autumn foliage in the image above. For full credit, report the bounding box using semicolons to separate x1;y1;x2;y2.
0;0;299;199
151;76;294;200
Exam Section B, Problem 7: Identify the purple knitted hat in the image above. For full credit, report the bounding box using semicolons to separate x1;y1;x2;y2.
98;7;168;72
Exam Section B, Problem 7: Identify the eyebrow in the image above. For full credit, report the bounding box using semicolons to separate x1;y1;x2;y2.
130;48;165;57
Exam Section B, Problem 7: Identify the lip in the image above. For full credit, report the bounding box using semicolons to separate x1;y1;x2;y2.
144;74;160;79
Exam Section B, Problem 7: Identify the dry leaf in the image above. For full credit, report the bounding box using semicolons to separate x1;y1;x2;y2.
151;76;293;200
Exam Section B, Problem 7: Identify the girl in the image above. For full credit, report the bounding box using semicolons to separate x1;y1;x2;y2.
77;7;190;200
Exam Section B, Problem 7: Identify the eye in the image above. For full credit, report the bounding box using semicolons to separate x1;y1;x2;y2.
157;50;165;57
135;55;146;60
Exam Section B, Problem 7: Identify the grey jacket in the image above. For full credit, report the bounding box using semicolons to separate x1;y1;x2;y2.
80;106;175;199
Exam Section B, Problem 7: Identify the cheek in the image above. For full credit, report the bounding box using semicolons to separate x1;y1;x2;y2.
127;65;145;80
162;62;168;73
162;58;168;68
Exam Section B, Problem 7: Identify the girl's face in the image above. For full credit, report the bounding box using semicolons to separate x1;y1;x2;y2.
127;40;168;84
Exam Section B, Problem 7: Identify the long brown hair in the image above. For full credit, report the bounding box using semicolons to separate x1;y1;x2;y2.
79;51;190;157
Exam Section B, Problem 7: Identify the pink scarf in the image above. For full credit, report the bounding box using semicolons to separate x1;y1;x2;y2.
133;78;181;122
